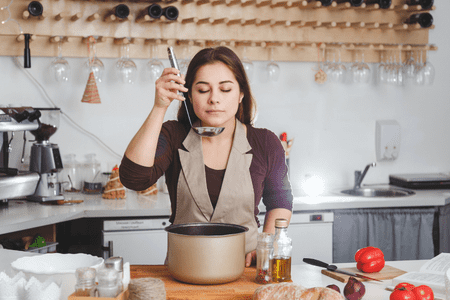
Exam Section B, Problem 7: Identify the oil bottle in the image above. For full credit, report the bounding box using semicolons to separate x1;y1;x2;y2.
271;218;292;282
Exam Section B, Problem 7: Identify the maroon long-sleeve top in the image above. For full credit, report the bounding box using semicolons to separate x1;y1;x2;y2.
119;120;293;225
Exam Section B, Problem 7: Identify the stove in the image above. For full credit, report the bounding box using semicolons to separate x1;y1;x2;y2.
389;173;450;189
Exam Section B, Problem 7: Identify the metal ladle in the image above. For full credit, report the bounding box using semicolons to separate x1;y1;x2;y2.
167;47;224;137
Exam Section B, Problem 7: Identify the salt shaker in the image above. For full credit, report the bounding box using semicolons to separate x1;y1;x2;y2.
105;256;123;292
255;232;273;284
74;267;97;297
97;267;121;298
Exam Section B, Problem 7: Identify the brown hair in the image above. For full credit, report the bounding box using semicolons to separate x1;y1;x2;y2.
176;46;256;126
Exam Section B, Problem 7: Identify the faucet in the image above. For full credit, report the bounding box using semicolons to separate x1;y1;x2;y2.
354;162;376;189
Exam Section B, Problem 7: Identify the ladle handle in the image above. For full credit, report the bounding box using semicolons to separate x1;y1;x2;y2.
167;46;192;127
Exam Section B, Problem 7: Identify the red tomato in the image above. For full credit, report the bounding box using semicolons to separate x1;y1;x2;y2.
395;282;416;291
390;288;417;300
412;285;434;300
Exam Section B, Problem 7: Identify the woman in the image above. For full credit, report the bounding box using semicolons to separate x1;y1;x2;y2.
119;46;293;266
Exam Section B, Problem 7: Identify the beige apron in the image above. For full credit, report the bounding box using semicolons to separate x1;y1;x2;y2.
173;119;258;254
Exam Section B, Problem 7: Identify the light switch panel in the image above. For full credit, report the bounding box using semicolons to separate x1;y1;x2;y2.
375;120;401;161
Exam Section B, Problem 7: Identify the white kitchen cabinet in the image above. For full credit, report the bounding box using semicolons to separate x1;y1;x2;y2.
102;218;170;265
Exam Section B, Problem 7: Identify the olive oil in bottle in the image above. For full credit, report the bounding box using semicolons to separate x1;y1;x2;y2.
271;219;292;282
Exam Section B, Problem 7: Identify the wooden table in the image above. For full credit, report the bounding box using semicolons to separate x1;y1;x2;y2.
130;261;432;300
130;265;261;300
0;250;430;300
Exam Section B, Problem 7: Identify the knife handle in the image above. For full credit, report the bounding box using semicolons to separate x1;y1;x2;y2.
303;258;329;268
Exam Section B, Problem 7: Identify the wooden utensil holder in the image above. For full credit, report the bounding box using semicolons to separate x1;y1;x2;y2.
69;289;128;300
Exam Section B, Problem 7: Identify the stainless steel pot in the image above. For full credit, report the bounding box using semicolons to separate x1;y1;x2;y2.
165;223;249;285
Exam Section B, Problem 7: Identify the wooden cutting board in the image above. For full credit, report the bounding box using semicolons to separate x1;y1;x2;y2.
321;265;406;283
130;265;261;300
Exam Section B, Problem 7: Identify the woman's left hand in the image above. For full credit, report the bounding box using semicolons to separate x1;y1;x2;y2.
245;251;256;267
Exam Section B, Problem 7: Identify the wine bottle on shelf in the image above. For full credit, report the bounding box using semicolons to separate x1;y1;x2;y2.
316;0;334;6
334;0;365;7
137;4;162;22
113;4;130;19
403;12;433;28
404;0;433;10
364;0;392;9
146;4;163;19
27;1;43;17
162;6;179;21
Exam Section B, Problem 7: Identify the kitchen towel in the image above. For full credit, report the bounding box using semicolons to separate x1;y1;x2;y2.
24;276;61;300
0;271;26;300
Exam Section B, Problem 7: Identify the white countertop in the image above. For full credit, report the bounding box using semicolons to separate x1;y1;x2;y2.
291;260;438;300
1;187;450;235
0;248;432;300
293;188;450;211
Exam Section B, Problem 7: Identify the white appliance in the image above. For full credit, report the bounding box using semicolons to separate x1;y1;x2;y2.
102;211;334;265
102;218;170;265
258;211;334;264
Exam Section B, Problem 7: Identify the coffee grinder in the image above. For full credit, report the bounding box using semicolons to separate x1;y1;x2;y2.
27;108;65;202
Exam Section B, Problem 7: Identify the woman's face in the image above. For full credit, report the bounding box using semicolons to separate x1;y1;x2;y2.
190;62;244;128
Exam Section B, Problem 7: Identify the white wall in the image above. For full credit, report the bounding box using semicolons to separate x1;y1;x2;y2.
1;3;449;196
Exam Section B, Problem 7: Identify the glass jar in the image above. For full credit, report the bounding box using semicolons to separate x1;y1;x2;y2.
60;154;81;192
272;218;292;282
255;232;273;284
97;267;121;297
74;267;97;297
82;153;102;194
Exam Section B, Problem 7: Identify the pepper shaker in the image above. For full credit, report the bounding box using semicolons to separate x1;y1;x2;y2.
255;232;273;284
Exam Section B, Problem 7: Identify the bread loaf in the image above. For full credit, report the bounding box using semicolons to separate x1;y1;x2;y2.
253;284;344;300
253;282;306;300
298;287;345;300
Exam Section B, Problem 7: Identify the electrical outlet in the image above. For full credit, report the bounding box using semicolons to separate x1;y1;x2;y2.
375;120;401;162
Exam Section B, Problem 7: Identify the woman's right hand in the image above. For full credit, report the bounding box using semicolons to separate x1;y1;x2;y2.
154;67;188;108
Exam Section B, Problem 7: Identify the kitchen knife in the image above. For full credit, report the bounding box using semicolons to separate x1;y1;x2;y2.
303;258;382;282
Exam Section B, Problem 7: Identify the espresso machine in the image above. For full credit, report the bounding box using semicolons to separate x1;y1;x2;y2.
0;107;41;205
26;108;65;202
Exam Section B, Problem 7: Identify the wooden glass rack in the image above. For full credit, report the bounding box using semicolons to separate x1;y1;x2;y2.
0;0;437;63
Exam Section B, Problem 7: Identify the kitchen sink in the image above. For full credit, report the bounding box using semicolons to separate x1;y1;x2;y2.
339;187;416;197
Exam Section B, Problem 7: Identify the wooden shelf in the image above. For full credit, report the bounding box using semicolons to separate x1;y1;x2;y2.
0;0;436;62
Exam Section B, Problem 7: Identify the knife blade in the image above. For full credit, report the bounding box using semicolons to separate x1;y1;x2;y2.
303;258;382;282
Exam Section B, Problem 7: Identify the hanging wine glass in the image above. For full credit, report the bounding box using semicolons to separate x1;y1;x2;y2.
116;43;137;84
84;38;104;83
322;48;334;78
386;52;397;85
179;44;192;75
50;40;70;83
396;50;404;86
414;50;425;86
266;47;280;82
352;50;370;84
241;46;254;82
377;52;387;84
146;44;164;81
402;51;416;86
422;50;435;85
330;48;346;84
